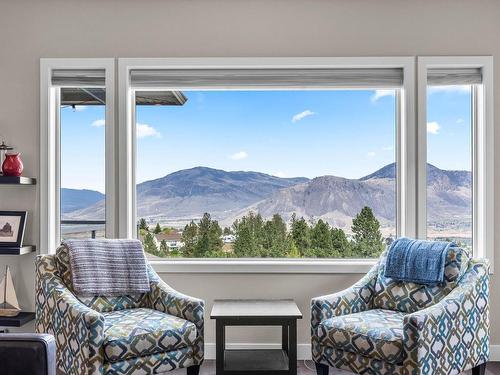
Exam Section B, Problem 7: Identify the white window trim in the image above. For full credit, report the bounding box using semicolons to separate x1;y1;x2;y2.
118;57;416;273
40;57;492;274
417;56;494;270
149;258;378;274
40;58;117;253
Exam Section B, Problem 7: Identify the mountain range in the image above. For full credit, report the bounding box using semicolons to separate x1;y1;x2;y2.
61;188;105;214
62;163;471;235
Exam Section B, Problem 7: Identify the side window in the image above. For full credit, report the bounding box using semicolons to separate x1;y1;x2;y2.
60;87;106;240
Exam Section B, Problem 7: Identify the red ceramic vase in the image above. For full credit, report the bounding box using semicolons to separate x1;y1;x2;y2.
2;153;23;177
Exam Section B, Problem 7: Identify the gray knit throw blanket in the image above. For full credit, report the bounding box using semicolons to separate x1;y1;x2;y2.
63;239;150;296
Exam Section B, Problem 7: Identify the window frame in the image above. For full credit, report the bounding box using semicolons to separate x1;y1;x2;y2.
39;56;493;274
417;56;494;270
40;58;117;253
118;57;416;273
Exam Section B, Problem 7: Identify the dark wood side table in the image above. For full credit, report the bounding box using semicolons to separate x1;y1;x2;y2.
210;299;302;375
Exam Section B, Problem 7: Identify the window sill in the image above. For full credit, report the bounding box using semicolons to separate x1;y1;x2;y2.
149;258;376;274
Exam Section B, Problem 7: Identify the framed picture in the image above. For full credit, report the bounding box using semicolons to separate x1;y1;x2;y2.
0;211;27;247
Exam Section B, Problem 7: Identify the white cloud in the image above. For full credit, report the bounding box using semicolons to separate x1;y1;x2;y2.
367;151;376;158
371;89;395;102
382;146;393;151
137;123;161;138
428;85;470;95
273;171;287;178
229;151;248;160
292;110;315;123
74;105;87;112
427;121;440;134
91;119;105;127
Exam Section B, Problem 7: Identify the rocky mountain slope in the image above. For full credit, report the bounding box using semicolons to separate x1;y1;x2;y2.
64;164;471;235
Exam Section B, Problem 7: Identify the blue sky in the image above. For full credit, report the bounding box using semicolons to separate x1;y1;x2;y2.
61;87;471;193
427;85;472;172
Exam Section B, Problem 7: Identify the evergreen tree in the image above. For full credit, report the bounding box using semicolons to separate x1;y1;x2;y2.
288;241;300;258
194;213;223;257
310;219;332;250
223;227;232;235
143;232;158;256
351;206;385;257
232;212;264;257
181;221;198;257
139;218;149;231
160;240;168;255
290;214;310;254
331;227;350;257
262;214;289;257
153;223;162;234
303;220;332;258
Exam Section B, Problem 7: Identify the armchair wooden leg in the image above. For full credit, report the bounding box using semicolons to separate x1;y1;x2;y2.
472;363;486;375
314;362;329;375
187;364;201;375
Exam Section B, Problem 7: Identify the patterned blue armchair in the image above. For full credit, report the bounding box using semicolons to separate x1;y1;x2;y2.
35;246;204;375
311;247;489;375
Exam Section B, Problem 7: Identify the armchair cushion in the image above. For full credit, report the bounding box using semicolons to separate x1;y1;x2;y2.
103;308;197;363
318;309;405;365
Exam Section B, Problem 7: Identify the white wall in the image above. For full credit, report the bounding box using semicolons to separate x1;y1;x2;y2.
0;0;499;357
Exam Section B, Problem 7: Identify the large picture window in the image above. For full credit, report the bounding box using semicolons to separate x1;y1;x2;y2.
135;89;397;259
40;57;493;272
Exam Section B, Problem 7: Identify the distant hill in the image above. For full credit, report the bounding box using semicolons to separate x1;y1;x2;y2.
359;162;396;180
64;164;471;236
137;167;307;198
425;164;471;230
61;188;104;216
65;167;308;220
223;163;471;235
224;174;395;230
135;167;308;220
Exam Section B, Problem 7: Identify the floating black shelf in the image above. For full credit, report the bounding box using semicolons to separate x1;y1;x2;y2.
0;246;36;255
0;312;35;327
0;176;36;185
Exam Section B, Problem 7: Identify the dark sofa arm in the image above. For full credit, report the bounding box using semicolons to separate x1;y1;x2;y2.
0;333;56;375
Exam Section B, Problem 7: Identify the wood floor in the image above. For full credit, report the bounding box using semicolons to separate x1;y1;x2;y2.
167;361;500;374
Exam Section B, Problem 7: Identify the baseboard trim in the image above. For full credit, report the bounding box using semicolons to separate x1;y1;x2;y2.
490;345;500;361
205;343;312;360
206;343;500;362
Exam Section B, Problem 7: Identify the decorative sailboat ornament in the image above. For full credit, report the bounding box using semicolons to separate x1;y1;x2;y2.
0;265;21;317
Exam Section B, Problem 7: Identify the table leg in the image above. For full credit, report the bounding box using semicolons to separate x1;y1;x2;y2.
282;323;289;354
288;320;297;375
216;320;225;375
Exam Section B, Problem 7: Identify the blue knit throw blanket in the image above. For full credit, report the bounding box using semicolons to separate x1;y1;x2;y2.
385;237;456;285
63;239;150;296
